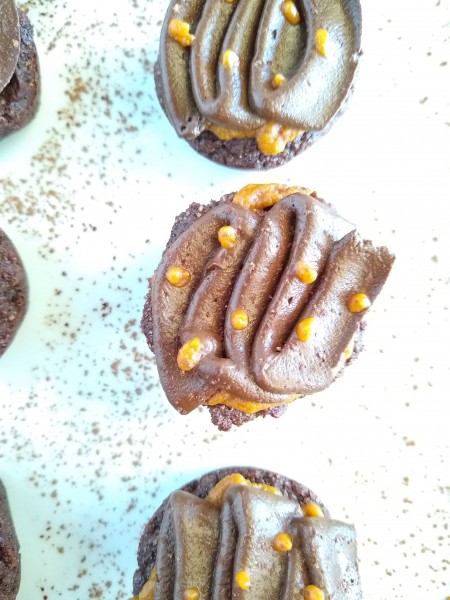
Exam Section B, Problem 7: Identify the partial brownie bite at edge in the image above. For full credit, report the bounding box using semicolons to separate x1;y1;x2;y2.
0;228;28;358
0;9;40;141
0;480;21;600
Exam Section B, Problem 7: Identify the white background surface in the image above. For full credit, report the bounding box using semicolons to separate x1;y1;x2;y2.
1;0;449;598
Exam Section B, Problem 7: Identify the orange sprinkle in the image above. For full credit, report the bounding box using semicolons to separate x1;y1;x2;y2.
168;19;195;47
315;29;329;57
233;183;313;210
166;266;191;288
303;585;325;600
273;532;293;552
183;588;200;600
272;73;286;88
177;337;204;371
296;260;318;284
222;49;239;69
230;309;249;330
281;0;301;25
218;225;237;249
235;571;251;590
296;317;316;342
347;292;371;313
302;503;324;517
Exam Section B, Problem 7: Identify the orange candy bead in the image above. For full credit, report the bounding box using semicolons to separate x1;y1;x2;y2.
230;309;249;330
168;19;195;47
347;292;371;313
302;503;324;517
273;532;293;552
166;266;191;288
303;584;325;600
296;260;318;284
296;317;316;342
281;0;301;25
218;226;237;249
235;571;251;590
177;337;204;371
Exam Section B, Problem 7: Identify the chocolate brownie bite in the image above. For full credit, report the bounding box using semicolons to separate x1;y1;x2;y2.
142;183;394;430
154;0;362;169
0;228;28;358
133;467;362;599
0;480;21;600
0;1;40;141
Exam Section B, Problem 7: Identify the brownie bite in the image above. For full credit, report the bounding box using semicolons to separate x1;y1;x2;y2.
133;467;362;599
142;183;394;430
155;0;362;169
0;228;28;358
0;480;21;600
0;1;40;140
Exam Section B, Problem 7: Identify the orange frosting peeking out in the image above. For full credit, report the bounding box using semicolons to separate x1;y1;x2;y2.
315;29;329;57
168;19;195;47
347;292;371;313
206;473;283;507
206;123;302;155
222;49;239;69
230;309;249;330
206;473;248;506
273;532;293;552
302;503;324;518
183;588;200;600
303;585;325;600
236;571;251;590
248;481;282;495
133;568;156;600
296;260;318;284
281;0;301;25
272;73;286;88
177;337;204;371
296;317;316;342
233;183;313;210
166;266;191;287
206;390;297;414
218;225;237;249
256;122;301;155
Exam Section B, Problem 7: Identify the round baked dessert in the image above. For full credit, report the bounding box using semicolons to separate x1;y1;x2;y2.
0;228;28;358
155;0;362;169
133;467;362;599
0;480;21;600
142;183;394;430
0;0;40;140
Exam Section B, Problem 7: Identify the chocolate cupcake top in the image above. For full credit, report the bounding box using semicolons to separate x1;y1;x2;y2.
135;472;361;600
0;0;20;93
146;184;394;417
158;0;362;154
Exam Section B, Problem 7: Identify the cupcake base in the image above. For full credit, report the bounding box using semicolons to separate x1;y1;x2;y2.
133;466;327;596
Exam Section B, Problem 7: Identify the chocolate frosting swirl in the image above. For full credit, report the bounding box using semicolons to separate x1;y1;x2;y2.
159;0;362;137
148;189;394;415
0;0;20;93
153;484;361;600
